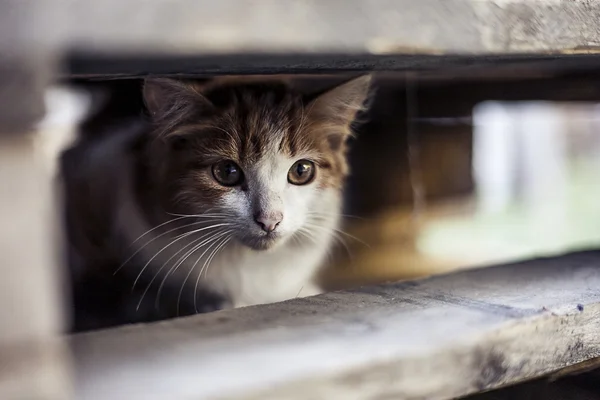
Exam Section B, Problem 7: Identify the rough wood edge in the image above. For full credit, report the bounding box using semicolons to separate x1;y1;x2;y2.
25;0;600;56
71;251;600;400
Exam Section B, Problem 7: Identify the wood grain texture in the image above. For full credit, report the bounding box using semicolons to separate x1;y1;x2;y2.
72;250;600;400
54;0;600;55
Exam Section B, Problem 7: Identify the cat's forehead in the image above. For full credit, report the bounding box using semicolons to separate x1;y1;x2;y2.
205;86;319;162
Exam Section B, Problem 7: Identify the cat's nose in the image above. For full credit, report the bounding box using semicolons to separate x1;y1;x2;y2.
254;212;283;233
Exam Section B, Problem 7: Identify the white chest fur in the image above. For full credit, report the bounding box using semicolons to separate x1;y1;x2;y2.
204;231;333;308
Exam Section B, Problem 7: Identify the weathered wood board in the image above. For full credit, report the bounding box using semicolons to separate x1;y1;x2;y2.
59;0;600;78
10;0;600;80
71;250;600;400
0;134;72;398
56;0;600;55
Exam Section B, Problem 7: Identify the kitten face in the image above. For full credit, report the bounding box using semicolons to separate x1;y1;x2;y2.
143;76;371;251
218;153;319;250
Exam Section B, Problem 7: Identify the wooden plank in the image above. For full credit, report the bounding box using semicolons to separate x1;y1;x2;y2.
8;2;600;82
54;0;600;55
55;0;600;77
10;1;600;79
0;133;72;399
0;5;73;393
0;3;72;398
71;250;600;400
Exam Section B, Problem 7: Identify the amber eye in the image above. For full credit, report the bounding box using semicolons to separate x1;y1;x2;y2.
212;160;244;186
288;160;316;185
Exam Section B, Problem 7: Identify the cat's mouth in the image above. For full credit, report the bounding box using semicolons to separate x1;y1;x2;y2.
238;231;284;251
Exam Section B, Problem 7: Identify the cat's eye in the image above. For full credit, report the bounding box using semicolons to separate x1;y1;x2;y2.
288;160;316;185
212;160;244;186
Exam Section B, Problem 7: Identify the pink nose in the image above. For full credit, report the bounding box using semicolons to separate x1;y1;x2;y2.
254;212;283;233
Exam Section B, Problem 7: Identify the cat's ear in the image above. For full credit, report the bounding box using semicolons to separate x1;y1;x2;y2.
305;74;372;151
306;74;372;127
143;78;213;118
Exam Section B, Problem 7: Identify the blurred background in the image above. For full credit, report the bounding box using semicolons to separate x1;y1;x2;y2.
325;90;600;289
326;89;600;289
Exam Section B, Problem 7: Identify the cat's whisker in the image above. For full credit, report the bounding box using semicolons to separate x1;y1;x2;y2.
155;228;228;310
130;213;232;246
177;230;231;315
296;228;319;246
318;234;335;265
307;211;367;221
194;234;231;313
295;228;310;243
290;234;302;247
130;222;232;290
302;224;354;260
128;215;189;246
325;247;334;264
157;232;216;274
115;219;230;274
170;229;228;278
329;233;353;260
136;231;218;311
167;206;219;217
166;211;237;219
200;234;231;281
304;222;370;248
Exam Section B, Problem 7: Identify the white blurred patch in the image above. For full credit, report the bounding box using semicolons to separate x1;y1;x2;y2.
473;101;518;214
473;101;568;217
34;86;91;175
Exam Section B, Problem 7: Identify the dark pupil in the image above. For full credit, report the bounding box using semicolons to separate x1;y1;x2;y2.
223;163;238;179
296;163;309;176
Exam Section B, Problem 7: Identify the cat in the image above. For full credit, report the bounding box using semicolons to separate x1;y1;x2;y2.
62;75;372;332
